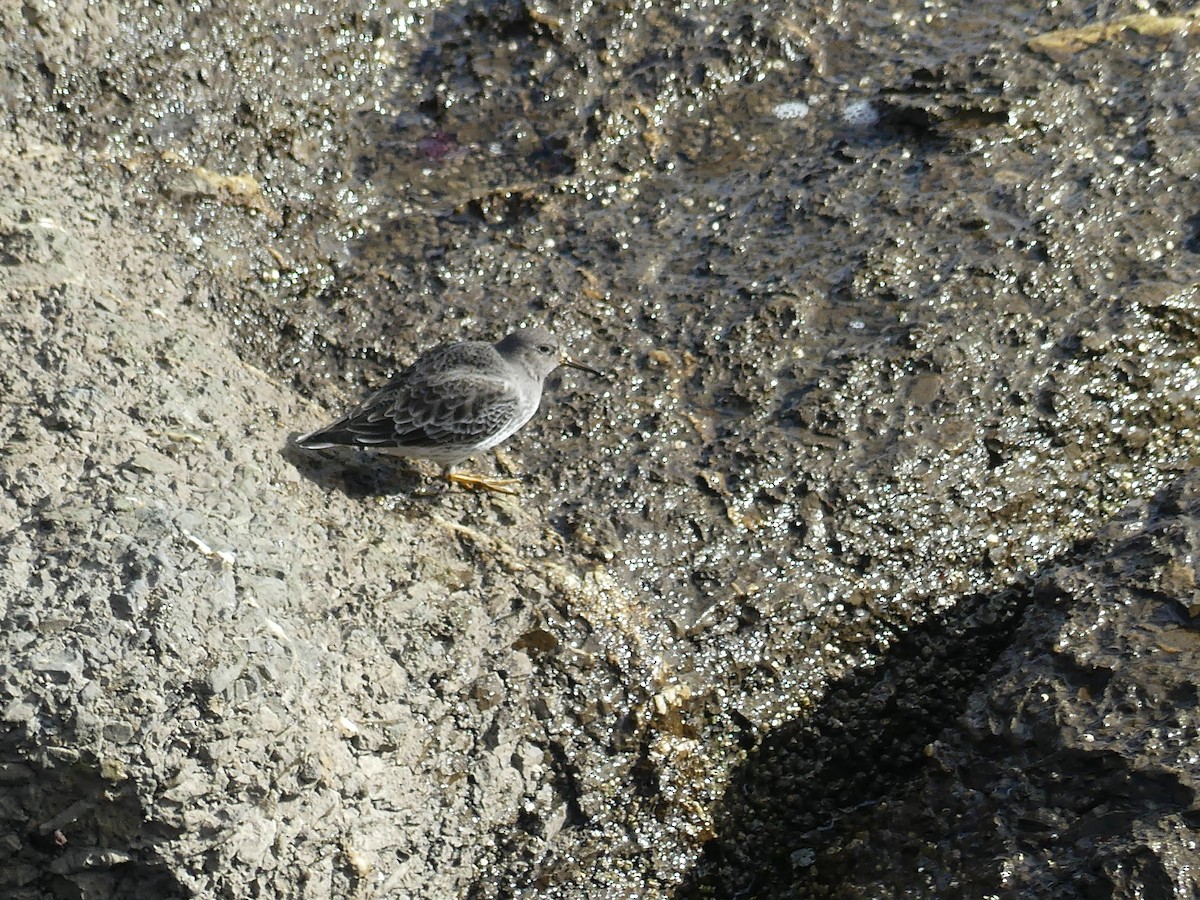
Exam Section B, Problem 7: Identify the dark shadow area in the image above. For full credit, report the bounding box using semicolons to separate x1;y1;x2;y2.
281;434;429;499
675;584;1035;898
282;436;535;501
678;476;1200;898
0;737;189;900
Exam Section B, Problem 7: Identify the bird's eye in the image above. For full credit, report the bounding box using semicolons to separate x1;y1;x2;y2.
537;344;554;354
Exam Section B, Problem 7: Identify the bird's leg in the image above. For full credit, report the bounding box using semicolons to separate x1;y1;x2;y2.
444;467;522;495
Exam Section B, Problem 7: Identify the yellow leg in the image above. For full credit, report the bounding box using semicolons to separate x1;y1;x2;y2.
446;470;522;495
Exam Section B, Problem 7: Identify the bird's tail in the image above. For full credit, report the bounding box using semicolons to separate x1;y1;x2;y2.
294;424;348;449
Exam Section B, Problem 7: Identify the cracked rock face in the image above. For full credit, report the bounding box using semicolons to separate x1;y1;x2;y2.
4;1;1200;898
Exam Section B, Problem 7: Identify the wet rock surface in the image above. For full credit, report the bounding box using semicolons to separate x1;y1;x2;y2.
685;474;1200;898
2;1;1200;897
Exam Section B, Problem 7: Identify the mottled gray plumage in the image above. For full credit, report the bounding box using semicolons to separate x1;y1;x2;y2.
296;328;600;473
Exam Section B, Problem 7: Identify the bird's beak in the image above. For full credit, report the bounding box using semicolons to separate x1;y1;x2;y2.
561;354;604;378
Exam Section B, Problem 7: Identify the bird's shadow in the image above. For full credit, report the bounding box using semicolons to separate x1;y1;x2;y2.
281;433;429;499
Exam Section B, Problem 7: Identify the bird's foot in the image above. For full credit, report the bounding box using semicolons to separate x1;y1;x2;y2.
446;471;522;495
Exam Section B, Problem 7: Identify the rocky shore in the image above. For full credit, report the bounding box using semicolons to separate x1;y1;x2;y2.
3;2;1200;897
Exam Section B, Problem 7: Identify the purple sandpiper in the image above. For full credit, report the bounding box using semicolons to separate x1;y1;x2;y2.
296;327;601;494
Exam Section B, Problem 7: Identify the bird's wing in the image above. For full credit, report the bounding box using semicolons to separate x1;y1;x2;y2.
389;371;523;448
299;372;522;450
